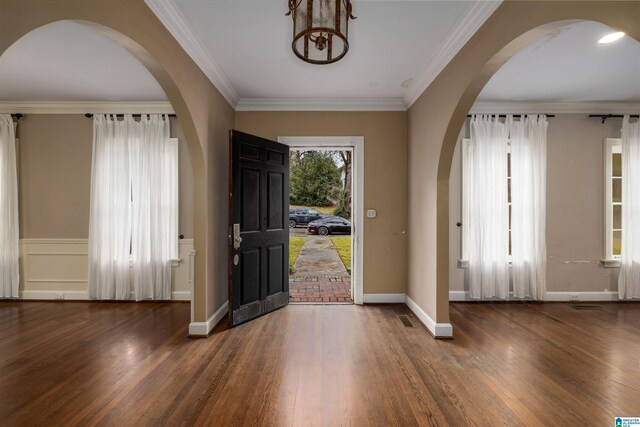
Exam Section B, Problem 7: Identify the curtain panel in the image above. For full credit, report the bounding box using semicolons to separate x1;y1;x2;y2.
131;115;174;300
618;115;640;299
510;115;548;300
0;114;19;298
467;115;510;299
466;115;547;300
88;114;173;301
88;115;134;300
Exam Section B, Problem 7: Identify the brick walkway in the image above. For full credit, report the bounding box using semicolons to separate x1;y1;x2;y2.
289;276;352;303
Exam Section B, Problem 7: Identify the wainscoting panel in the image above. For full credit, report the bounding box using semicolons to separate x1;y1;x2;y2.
19;239;193;300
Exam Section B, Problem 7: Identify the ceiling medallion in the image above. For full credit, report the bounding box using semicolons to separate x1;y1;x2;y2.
286;0;356;65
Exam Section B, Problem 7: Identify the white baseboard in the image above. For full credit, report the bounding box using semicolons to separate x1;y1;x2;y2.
363;293;406;303
450;290;621;302
189;300;229;336
171;291;191;301
448;290;527;301
405;295;453;338
20;290;192;301
545;291;620;302
20;290;88;300
449;291;471;301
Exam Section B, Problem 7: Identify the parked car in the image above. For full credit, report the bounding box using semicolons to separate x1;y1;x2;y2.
307;216;351;236
289;207;325;228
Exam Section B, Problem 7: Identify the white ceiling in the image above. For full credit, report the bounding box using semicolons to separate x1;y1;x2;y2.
0;2;638;110
0;21;167;102
171;0;475;101
478;21;640;102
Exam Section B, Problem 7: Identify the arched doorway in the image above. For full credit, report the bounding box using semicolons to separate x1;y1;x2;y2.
0;1;234;333
406;1;640;336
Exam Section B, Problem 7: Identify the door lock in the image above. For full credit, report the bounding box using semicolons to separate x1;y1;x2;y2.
233;224;242;249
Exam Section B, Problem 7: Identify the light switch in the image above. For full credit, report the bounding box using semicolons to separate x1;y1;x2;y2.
366;209;377;219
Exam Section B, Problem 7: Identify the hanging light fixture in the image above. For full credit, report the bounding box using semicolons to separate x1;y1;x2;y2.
286;0;356;65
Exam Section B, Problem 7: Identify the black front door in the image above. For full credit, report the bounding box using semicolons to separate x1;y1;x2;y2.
229;130;289;326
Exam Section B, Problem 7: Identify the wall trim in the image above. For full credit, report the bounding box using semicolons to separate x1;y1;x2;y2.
545;291;620;302
0;101;174;115
405;295;453;338
469;101;640;115
20;290;88;300
144;0;239;107
19;290;191;301
363;293;406;304
189;300;229;336
450;290;621;302
404;0;502;108
236;98;407;112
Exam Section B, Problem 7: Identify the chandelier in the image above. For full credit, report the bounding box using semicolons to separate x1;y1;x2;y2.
286;0;356;65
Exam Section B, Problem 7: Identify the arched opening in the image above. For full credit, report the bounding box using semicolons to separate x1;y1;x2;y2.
407;1;640;335
0;10;213;330
447;20;640;302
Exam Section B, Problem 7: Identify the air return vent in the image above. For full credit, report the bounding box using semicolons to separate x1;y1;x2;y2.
571;304;603;310
398;315;414;327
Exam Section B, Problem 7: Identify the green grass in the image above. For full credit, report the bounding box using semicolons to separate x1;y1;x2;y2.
290;205;336;215
330;236;352;271
289;236;306;273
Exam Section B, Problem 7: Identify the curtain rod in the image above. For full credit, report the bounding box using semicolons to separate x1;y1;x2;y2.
10;113;23;120
84;113;177;119
588;114;640;124
466;114;555;118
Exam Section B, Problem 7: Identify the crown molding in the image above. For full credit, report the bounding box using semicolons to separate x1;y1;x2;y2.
404;0;502;109
0;101;175;114
236;98;407;112
470;101;640;115
144;0;240;108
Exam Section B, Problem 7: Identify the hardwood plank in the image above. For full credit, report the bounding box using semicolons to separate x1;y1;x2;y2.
0;301;639;426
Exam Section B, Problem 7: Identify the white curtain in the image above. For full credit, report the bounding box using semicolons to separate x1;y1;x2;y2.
618;115;640;299
131;114;174;300
467;115;510;299
510;115;547;300
88;115;134;300
0;114;19;298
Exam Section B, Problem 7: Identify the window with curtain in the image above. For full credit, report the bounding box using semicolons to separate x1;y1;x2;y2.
462;115;547;300
618;115;640;300
0;114;19;299
88;114;178;301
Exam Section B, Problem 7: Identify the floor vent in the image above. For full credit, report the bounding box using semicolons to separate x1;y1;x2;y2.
398;315;414;327
570;304;604;310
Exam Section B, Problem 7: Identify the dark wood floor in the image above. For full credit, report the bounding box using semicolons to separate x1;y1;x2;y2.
1;301;639;426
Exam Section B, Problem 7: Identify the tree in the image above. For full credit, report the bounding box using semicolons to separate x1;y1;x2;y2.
333;151;352;219
290;151;341;207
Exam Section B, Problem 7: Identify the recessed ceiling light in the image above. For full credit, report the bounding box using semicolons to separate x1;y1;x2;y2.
369;82;379;86
598;31;625;44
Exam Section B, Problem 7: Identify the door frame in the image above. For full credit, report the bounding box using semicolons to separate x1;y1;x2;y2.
278;136;364;305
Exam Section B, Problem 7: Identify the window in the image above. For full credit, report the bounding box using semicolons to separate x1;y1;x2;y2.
308;208;320;216
605;138;622;260
461;138;512;260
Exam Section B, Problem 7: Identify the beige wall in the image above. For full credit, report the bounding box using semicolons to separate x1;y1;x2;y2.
449;115;623;294
407;1;640;326
16;115;194;239
17;115;92;238
235;111;408;295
